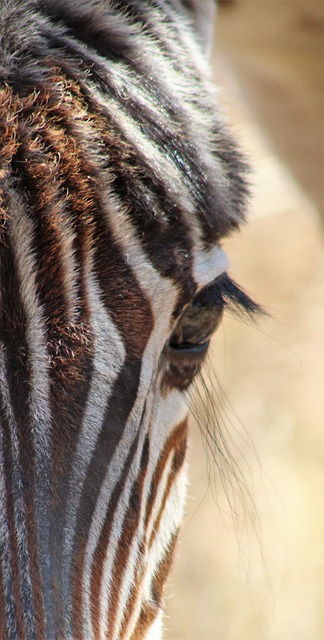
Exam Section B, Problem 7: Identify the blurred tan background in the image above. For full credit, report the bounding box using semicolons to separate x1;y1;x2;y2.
165;2;324;639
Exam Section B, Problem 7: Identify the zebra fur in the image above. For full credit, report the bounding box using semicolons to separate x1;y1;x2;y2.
0;1;250;638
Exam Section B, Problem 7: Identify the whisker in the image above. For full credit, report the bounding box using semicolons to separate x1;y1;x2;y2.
182;347;275;593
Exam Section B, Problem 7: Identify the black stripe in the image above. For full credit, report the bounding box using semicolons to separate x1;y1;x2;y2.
89;425;144;637
72;225;154;590
13;0;249;246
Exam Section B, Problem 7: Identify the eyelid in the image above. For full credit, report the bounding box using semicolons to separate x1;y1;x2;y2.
193;245;229;290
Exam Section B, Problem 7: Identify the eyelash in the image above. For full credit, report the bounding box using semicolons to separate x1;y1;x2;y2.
164;273;261;390
170;272;260;346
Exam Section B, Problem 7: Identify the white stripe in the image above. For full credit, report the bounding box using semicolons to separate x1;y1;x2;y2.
95;366;186;638
93;90;196;215
86;190;189;637
120;389;188;639
8;191;52;455
142;466;187;602
193;244;229;288
145;389;188;544
63;263;126;631
73;196;178;637
52;202;80;322
97;421;149;638
100;187;179;344
89;354;158;635
118;453;174;640
123;467;188;640
8;191;55;635
144;611;163;640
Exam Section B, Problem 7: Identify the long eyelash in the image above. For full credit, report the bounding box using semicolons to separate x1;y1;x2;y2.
216;273;264;319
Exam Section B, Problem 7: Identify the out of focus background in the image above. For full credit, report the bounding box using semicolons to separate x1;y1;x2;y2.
166;2;324;639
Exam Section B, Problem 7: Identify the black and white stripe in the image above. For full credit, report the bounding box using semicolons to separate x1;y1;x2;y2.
0;1;254;638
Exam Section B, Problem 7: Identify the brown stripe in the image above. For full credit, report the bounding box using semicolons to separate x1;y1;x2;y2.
144;419;188;533
3;85;95;636
150;532;178;611
118;554;143;638
120;421;188;637
72;358;146;640
148;427;187;551
105;436;150;638
26;78;96;322
23;85;99;634
15;147;70;327
54;71;155;637
131;533;178;640
88;431;142;639
117;534;150;638
10;94;95;424
131;601;159;640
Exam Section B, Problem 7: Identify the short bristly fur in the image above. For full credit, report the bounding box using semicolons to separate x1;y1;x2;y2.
0;2;256;638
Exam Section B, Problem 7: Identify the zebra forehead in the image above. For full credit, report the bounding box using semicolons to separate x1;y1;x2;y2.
0;0;249;247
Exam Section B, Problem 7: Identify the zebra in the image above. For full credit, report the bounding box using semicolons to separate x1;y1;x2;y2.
0;1;259;638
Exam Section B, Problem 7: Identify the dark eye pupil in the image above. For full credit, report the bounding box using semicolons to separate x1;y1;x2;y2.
169;304;223;350
163;280;225;390
169;273;225;354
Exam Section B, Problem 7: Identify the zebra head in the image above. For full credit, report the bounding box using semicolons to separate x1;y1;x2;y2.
0;1;257;638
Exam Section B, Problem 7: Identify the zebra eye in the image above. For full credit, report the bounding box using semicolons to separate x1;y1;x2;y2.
169;293;223;353
165;280;224;390
164;273;259;390
170;277;225;352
